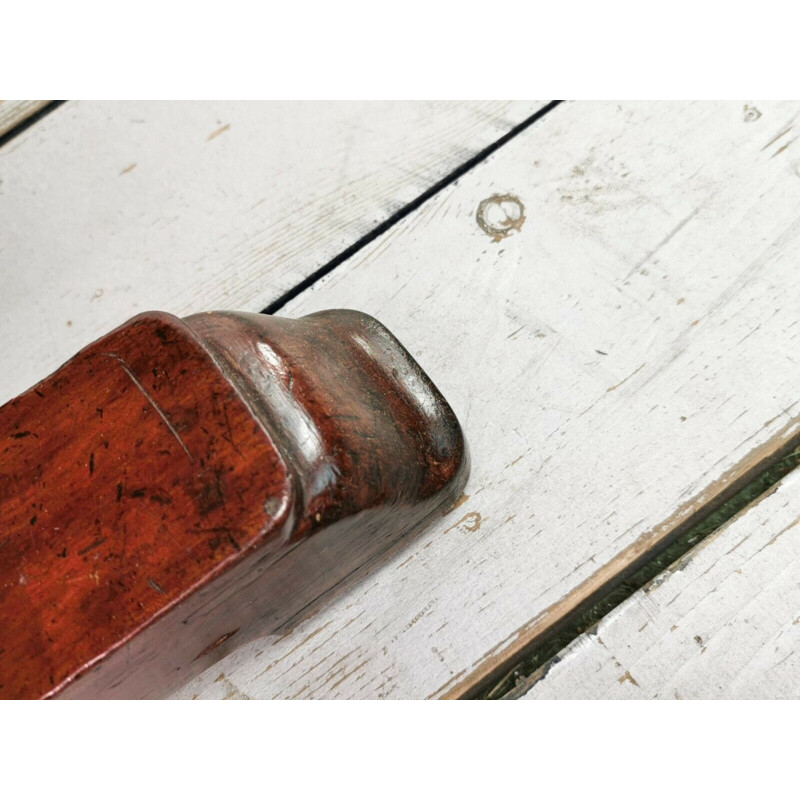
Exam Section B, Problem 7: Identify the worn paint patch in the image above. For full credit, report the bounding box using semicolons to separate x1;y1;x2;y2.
444;511;484;534
618;670;639;687
743;104;762;122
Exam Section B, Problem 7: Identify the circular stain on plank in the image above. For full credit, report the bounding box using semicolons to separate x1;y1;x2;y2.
476;193;525;241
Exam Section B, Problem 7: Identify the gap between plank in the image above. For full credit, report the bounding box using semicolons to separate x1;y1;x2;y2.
261;100;564;315
497;443;800;699
443;410;800;699
0;101;66;149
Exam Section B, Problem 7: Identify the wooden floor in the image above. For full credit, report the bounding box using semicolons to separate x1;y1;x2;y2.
2;100;799;699
517;467;800;699
0;100;50;138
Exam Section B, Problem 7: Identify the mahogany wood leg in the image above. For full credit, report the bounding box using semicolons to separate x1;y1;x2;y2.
0;310;468;699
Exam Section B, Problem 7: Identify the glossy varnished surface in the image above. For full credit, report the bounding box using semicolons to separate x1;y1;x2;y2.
185;310;468;543
0;310;467;698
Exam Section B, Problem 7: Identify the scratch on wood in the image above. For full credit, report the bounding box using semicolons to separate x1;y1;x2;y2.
606;363;645;393
207;123;230;141
772;138;796;158
104;353;193;462
194;628;240;660
762;126;793;151
624;207;701;280
77;537;107;556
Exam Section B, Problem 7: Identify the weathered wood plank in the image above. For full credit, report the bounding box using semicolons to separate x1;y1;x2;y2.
517;468;800;699
0;100;49;138
0;100;545;405
173;100;800;699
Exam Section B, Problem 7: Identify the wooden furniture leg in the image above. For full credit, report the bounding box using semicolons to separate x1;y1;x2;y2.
0;309;468;698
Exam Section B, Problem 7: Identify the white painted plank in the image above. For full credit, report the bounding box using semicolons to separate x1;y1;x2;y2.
0;100;544;405
173;100;800;699
519;468;800;699
0;100;49;137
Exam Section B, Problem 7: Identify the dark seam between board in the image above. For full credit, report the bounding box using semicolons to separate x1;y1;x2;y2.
262;100;565;315
0;101;67;149
489;444;800;699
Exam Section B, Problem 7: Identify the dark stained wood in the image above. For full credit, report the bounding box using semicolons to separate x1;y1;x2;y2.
0;310;468;698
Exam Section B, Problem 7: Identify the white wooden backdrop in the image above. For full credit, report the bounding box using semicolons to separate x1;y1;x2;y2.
3;100;800;698
0;100;544;405
176;100;800;699
518;467;800;699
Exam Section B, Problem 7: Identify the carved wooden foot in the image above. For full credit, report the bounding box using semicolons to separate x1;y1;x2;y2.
0;310;468;698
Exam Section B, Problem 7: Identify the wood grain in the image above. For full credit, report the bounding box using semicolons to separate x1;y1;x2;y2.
0;100;49;138
0;100;546;406
516;468;800;699
1;313;286;698
0;310;466;698
172;100;800;698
